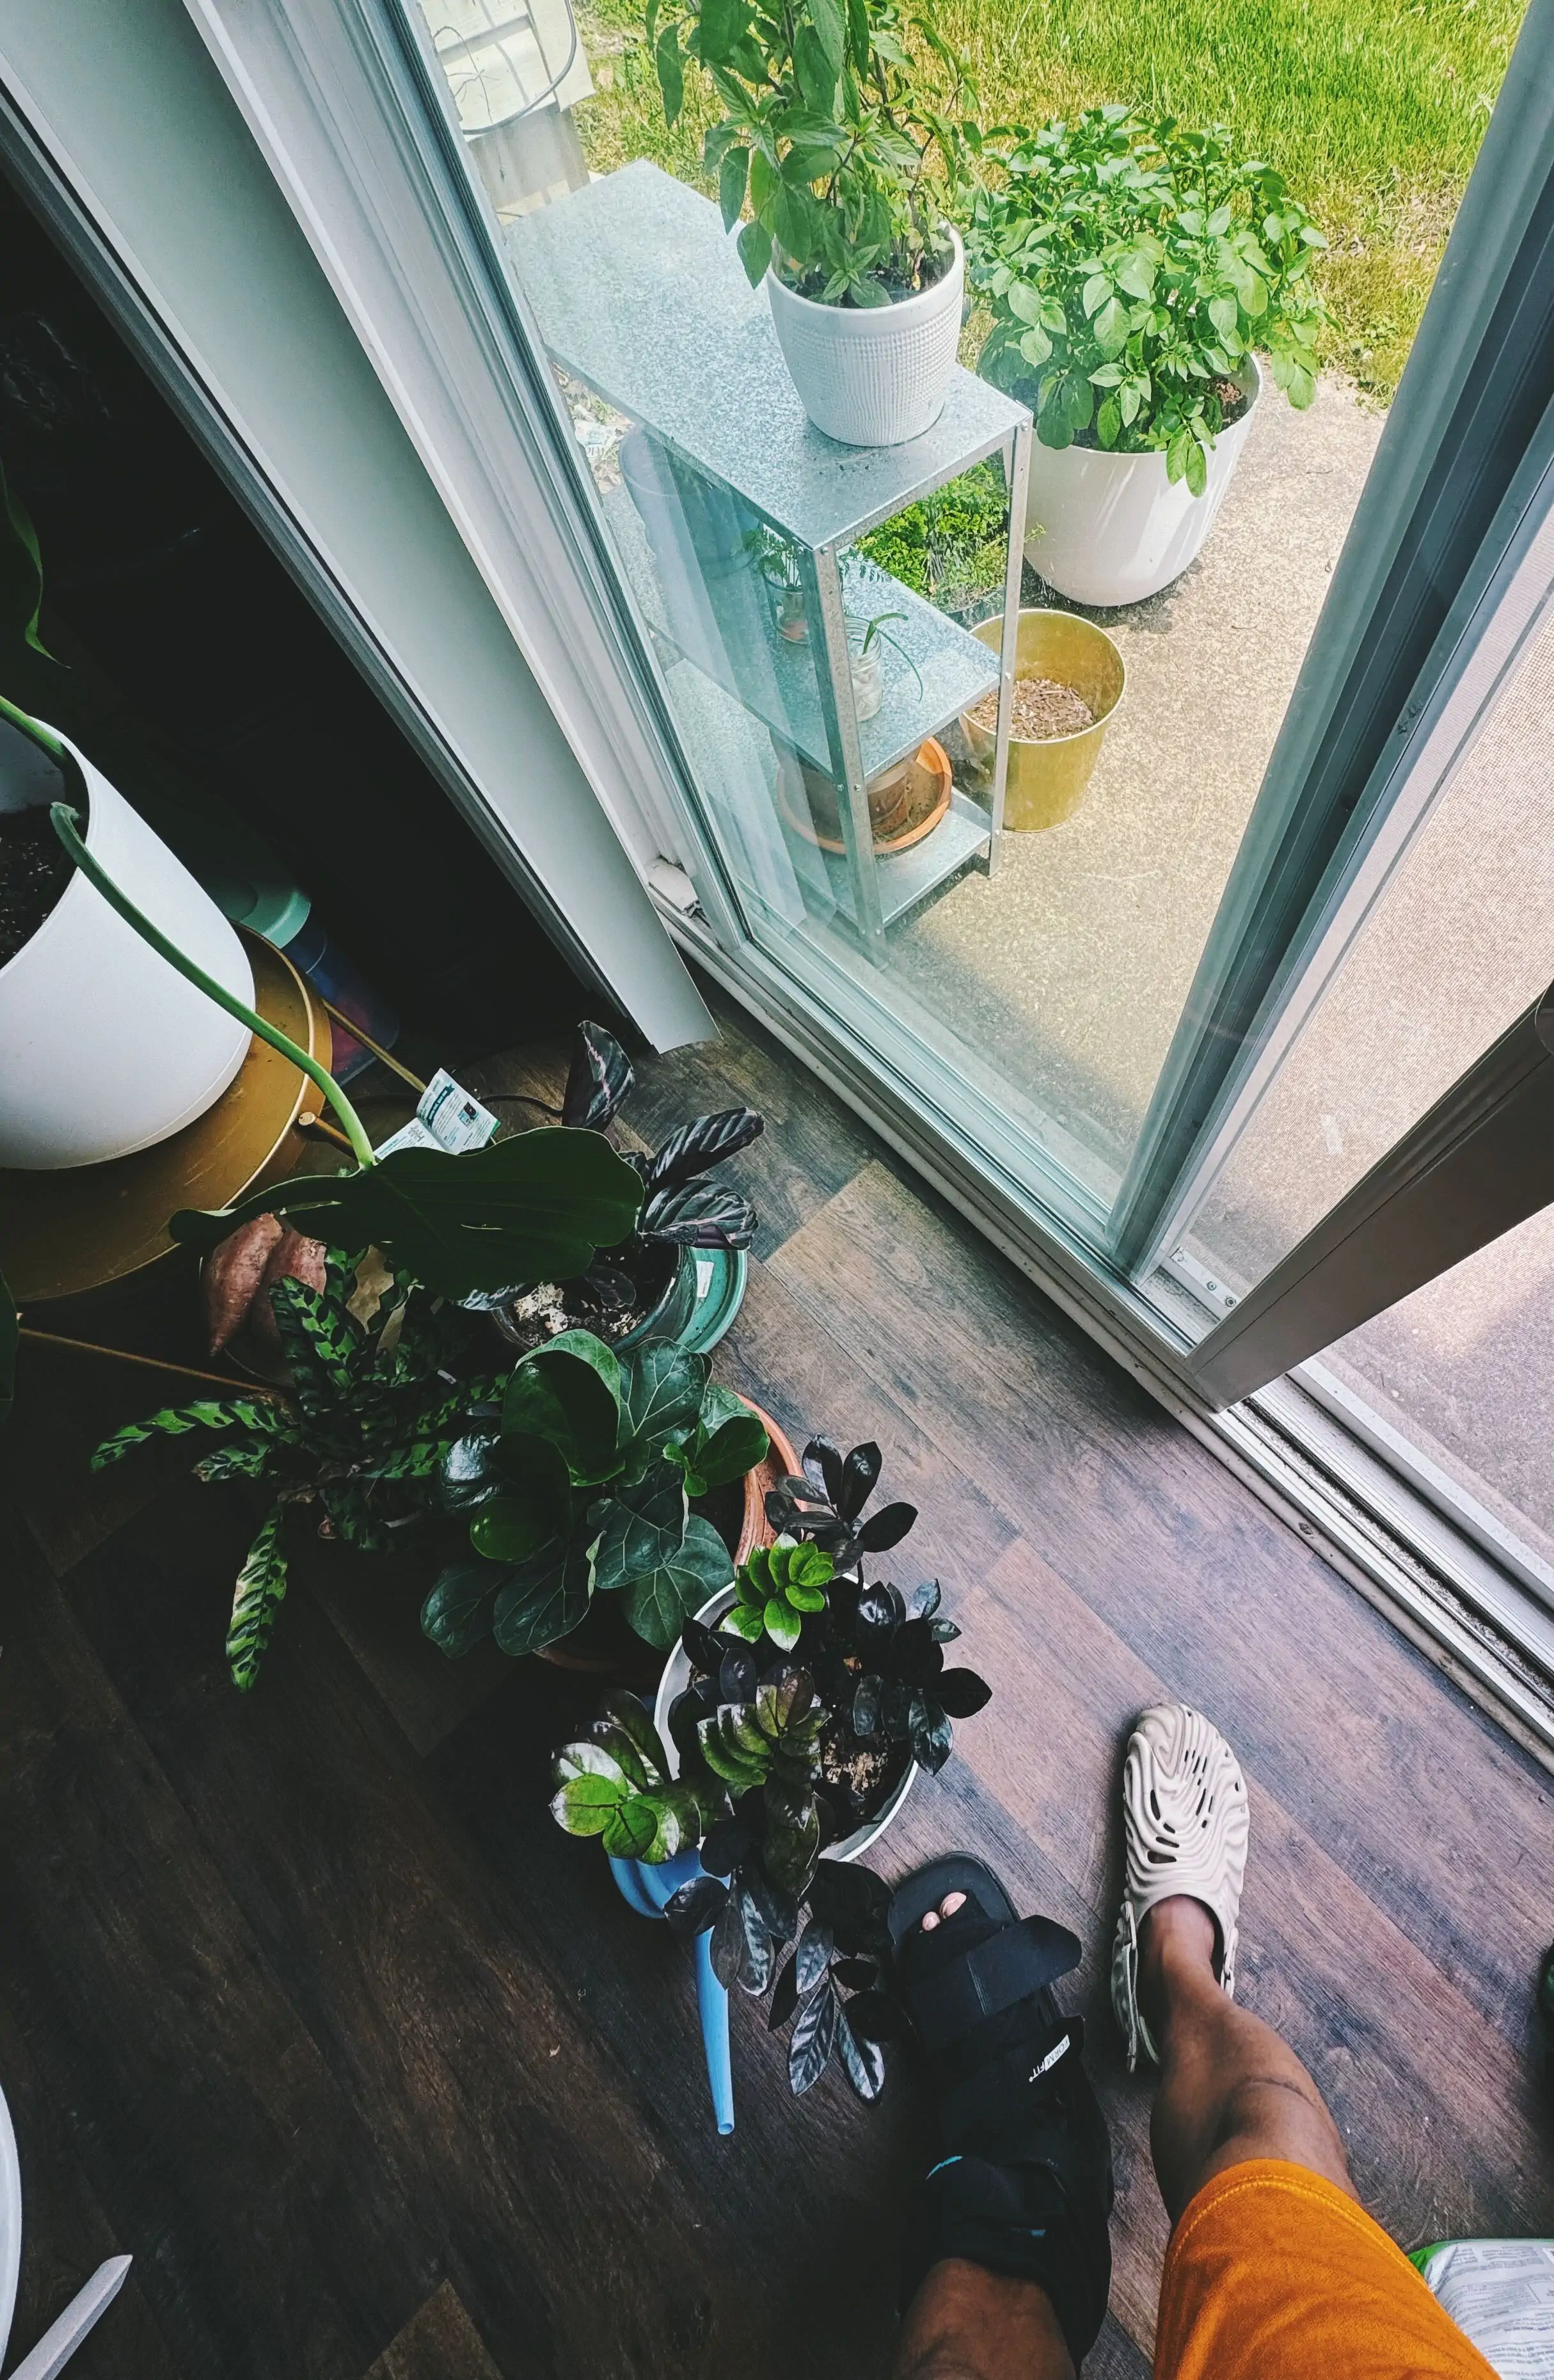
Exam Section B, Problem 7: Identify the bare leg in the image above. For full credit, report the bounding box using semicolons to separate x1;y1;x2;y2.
893;1896;1077;2380
1140;1896;1353;2225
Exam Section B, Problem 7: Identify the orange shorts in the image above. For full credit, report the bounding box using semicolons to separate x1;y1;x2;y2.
1154;2160;1497;2379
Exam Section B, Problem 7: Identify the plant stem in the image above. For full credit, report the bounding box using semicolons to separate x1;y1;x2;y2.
0;689;64;759
19;1327;286;1397
48;798;376;1168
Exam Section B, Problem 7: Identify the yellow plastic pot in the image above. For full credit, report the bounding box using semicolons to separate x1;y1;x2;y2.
964;610;1125;831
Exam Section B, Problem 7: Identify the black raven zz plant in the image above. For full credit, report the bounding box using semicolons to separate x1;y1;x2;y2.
551;1434;991;2101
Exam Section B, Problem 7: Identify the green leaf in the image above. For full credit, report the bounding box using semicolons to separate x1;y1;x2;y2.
226;1506;289;1691
1006;282;1045;327
720;1601;765;1642
267;1275;360;1411
688;1409;767;1491
589;1472;689;1596
654;21;684;123
738;216;773;286
1019;325;1053;370
806;0;846;74
617;1511;734;1649
719;143;750;232
621;1340;708;1462
1092;296;1129;357
551;1772;626;1837
1209;291;1241;341
772;182;823;268
492;1534;594;1656
697;0;750;65
0;458;51;657
1184;436;1209;498
764;1786;821;1891
598;1688;670;1788
91;1397;281;1470
193;1440;271;1482
422;1558;498;1656
470;1494;558;1564
784;1575;827;1613
503;1331;623;1484
554;1739;631;1788
1097;395;1122;448
601;1798;661;1860
1082;272;1111;319
764;1595;802;1651
169;1129;644;1302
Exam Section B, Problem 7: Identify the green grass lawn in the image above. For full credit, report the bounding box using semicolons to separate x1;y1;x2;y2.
573;0;1525;401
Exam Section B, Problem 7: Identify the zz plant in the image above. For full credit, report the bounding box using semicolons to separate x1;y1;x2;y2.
94;1256;502;1690
648;0;972;306
425;1328;769;1659
971;107;1327;493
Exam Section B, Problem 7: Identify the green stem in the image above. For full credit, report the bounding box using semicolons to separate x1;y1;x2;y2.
47;800;376;1168
0;689;64;759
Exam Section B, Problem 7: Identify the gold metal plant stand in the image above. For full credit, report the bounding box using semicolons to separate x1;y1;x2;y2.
0;932;329;1308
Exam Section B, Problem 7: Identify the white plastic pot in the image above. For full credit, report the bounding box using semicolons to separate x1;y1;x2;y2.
655;1585;917;1862
766;230;964;448
0;726;254;1168
1024;357;1260;607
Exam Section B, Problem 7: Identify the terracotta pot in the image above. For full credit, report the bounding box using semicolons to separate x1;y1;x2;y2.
536;1393;798;1681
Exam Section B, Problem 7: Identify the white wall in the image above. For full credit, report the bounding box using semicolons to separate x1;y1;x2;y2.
0;0;712;1049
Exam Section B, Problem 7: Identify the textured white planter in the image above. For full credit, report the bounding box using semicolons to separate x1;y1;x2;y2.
766;230;964;448
0;726;254;1168
1024;357;1260;607
655;1586;917;1861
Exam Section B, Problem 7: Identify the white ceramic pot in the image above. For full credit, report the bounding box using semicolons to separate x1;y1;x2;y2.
0;725;254;1168
766;230;964;448
654;1585;917;1862
1024;357;1260;607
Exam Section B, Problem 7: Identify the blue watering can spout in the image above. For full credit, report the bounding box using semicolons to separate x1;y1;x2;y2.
608;1848;734;2134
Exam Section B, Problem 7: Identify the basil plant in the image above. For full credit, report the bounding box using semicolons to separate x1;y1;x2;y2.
648;0;973;306
971;107;1327;493
424;1329;769;1660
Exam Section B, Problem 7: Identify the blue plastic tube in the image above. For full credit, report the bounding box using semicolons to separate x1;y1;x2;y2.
607;1848;734;2134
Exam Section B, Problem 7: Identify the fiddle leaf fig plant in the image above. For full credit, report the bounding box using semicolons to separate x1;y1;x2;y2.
970;107;1327;493
647;0;972;306
425;1329;769;1659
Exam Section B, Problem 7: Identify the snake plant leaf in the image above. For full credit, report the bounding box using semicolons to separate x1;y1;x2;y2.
642;1107;764;1193
617;1511;734;1650
503;1331;624;1484
226;1505;289;1692
492;1534;594;1656
421;1557;501;1656
835;2002;887;2101
0;1267;15;1427
562;1019;634;1129
169;1128;644;1301
788;1975;839;2093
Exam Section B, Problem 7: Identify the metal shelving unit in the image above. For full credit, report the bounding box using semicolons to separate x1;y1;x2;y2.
513;161;1033;951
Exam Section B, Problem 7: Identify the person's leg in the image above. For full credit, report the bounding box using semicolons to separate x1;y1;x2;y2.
1139;1894;1352;2224
891;1892;1082;2380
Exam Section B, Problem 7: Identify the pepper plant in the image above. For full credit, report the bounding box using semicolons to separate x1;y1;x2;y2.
970;108;1327;493
425;1329;769;1658
647;0;973;306
93;1256;502;1690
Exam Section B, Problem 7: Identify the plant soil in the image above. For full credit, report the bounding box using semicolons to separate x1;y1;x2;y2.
967;677;1095;741
816;1717;909;1837
0;805;74;966
491;1239;679;1355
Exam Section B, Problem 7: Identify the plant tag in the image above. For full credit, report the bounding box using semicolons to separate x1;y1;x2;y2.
695;1255;715;1300
373;1069;499;1159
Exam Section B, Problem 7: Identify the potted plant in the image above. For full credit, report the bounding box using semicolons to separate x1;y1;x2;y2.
0;697;255;1168
424;1327;778;1670
649;0;974;447
93;1256;506;1690
551;1434;991;2097
466;1019;763;1356
970;109;1327;605
961;608;1125;831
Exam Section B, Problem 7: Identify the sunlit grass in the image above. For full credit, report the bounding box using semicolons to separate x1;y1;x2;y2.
572;0;1525;400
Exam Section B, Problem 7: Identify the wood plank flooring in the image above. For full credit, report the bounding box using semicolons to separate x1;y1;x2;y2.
3;984;1552;2378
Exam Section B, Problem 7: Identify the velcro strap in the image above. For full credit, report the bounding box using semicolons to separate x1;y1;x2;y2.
910;1915;1083;2051
939;2019;1086;2151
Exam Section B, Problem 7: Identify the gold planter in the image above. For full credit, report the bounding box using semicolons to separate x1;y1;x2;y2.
964;609;1125;831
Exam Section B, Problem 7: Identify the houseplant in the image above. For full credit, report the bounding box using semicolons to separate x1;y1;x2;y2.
552;1433;991;2097
649;0;974;445
970;108;1327;604
424;1327;773;1664
93;1255;505;1689
470;1018;763;1356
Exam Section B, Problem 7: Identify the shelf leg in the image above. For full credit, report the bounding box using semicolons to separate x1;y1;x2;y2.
987;422;1033;880
805;541;886;953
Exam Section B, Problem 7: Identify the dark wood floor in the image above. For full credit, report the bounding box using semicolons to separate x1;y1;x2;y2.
4;983;1553;2379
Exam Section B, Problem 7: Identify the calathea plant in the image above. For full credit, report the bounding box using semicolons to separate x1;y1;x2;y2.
424;1329;768;1658
649;0;971;305
93;1257;502;1690
971;108;1326;492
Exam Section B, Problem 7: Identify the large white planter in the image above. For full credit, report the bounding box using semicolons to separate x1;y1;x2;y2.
1024;357;1260;607
655;1586;917;1862
766;229;963;448
0;725;254;1169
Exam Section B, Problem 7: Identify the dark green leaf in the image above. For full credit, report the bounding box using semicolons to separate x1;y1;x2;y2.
805;0;845;72
617;1511;733;1649
788;1978;838;2093
719;143;750;232
561;1019;632;1129
835;2002;887;2098
667;1873;729;1939
470;1493;557;1564
654;20;684;123
598;1688;671;1786
689;1408;768;1491
503;1331;623;1484
697;0;751;66
622;1340;708;1458
491;1534;594;1655
550;1770;626;1837
795;1916;834;1995
768;1951;801;2029
170;1129;644;1301
0;458;49;656
226;1505;289;1692
92;1396;281;1470
421;1558;498;1656
738;216;773;286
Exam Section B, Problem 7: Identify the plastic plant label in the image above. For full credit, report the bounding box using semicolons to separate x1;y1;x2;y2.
373;1069;500;1159
1411;2239;1554;2376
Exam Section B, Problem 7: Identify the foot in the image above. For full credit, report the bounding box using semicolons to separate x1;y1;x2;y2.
1136;1894;1218;2048
1111;1704;1249;2072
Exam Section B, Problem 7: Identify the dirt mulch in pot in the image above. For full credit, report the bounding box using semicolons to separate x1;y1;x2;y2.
965;676;1095;742
816;1716;910;1838
0;807;74;965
